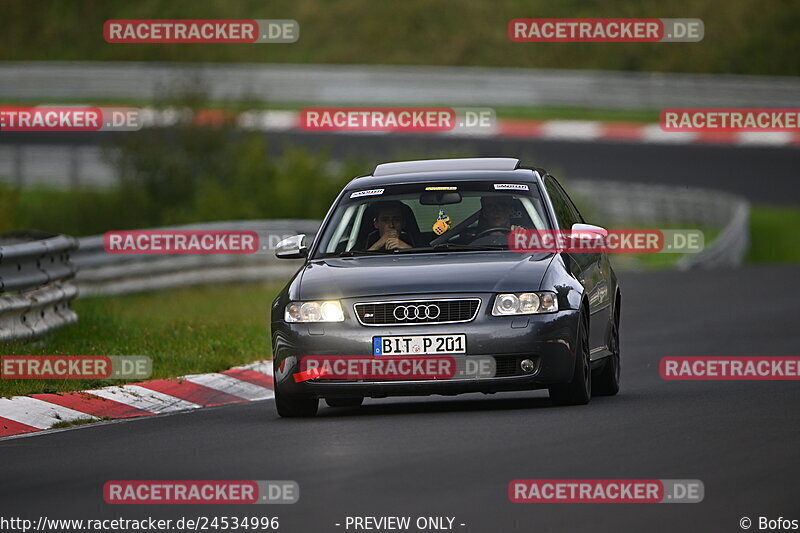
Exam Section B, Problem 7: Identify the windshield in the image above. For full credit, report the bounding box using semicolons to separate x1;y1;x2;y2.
313;181;551;258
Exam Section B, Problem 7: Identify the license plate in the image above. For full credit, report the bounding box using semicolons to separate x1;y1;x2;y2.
373;335;466;356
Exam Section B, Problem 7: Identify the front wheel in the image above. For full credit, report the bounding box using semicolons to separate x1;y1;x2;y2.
274;383;319;418
549;311;591;406
593;297;620;396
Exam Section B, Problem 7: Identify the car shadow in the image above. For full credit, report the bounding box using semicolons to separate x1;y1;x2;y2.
316;393;559;417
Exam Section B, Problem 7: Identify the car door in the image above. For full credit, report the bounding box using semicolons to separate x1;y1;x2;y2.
544;176;610;354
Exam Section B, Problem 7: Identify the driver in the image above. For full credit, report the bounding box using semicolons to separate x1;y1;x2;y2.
474;196;525;236
367;201;413;250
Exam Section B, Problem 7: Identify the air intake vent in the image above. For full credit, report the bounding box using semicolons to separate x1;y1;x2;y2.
354;298;481;326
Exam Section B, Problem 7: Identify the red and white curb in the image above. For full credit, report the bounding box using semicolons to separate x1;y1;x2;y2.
493;119;800;146
0;360;274;440
201;109;800;147
8;106;800;147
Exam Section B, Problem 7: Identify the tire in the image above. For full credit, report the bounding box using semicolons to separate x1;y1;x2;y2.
549;309;591;406
593;295;621;396
274;383;319;418
325;397;364;408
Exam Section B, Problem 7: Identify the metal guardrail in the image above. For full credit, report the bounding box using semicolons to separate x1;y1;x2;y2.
73;220;320;296
1;62;798;109
677;199;750;270
570;180;750;269
73;182;749;299
0;233;79;342
0;181;748;344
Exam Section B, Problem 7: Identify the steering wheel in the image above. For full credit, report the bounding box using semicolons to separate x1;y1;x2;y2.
473;227;511;240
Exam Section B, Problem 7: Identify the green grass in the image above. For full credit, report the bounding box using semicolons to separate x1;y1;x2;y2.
747;206;800;263
588;204;800;270
0;283;281;398
51;417;110;429
1;0;798;76
603;227;719;270
1;205;798;398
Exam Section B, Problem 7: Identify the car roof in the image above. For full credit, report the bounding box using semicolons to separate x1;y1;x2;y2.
345;158;539;190
374;157;520;176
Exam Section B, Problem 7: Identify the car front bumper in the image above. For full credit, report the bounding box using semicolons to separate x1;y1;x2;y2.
271;294;580;399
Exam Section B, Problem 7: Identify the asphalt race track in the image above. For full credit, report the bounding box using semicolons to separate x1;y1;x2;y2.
1;264;798;533
274;132;800;207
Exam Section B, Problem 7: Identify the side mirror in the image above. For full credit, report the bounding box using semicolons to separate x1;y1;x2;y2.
275;234;308;259
569;223;608;246
571;223;608;237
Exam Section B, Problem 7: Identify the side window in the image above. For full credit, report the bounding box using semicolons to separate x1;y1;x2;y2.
544;176;579;229
551;177;585;224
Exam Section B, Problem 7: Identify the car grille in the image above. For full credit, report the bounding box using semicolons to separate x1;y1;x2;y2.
354;298;481;326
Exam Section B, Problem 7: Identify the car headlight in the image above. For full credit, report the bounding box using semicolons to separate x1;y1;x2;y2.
492;292;558;315
285;301;345;322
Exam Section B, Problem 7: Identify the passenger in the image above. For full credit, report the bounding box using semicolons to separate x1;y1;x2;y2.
367;201;413;250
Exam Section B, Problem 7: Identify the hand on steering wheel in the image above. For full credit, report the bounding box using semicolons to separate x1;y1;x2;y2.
473;227;511;240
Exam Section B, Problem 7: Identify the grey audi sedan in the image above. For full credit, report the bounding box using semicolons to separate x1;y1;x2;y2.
271;158;620;417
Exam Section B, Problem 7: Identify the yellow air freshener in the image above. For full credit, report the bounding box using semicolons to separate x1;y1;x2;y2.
432;209;452;235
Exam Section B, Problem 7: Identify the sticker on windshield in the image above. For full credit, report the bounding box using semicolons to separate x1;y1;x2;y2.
425;186;458;191
350;188;384;198
494;184;529;191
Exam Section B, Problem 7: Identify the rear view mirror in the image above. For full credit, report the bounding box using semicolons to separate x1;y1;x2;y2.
420;191;462;205
275;234;308;259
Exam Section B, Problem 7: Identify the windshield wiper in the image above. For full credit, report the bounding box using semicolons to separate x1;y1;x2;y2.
335;249;395;257
335;244;505;257
404;243;508;253
435;243;506;251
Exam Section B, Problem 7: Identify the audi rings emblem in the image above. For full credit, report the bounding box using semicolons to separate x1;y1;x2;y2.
393;304;441;321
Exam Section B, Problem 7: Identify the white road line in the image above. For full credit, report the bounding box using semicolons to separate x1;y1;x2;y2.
88;385;201;414
182;373;274;401
540;120;603;140
640;124;699;144
0;397;97;429
239;360;274;376
238;110;299;131
737;131;793;145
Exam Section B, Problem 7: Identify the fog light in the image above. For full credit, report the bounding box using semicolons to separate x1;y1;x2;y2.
520;359;536;373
